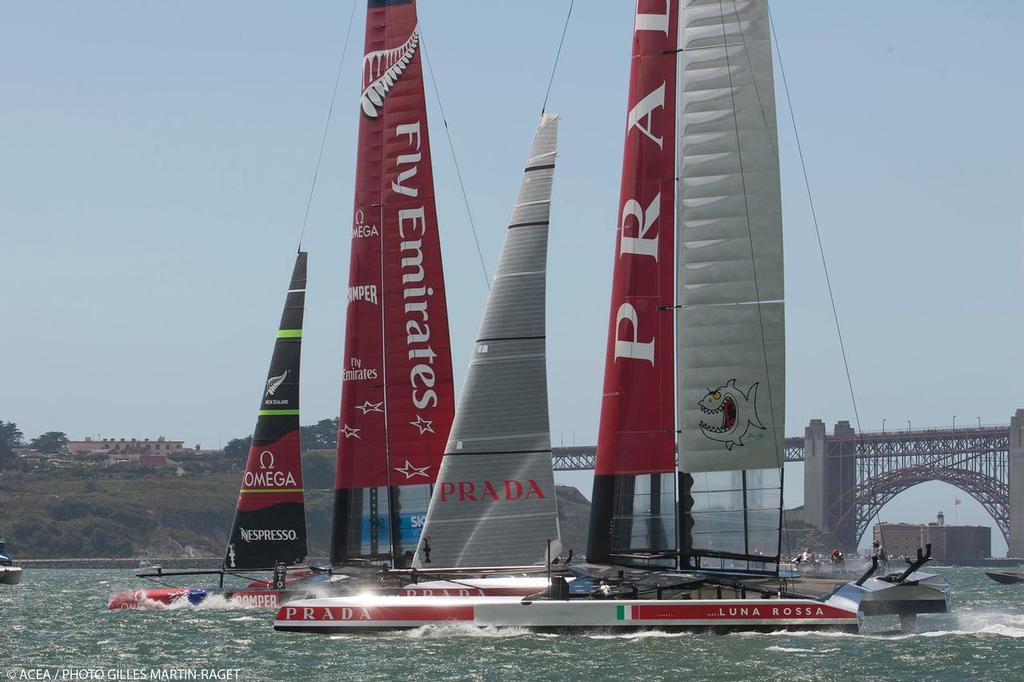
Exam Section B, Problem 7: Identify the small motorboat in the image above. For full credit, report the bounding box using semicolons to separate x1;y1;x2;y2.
0;537;22;585
985;571;1024;584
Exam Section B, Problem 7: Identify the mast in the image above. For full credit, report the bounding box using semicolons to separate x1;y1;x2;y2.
675;0;785;574
414;114;561;568
224;252;308;571
587;0;681;567
332;0;456;569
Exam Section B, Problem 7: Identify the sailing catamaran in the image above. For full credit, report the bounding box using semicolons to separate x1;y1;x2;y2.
275;109;578;631
110;0;463;607
109;253;324;609
276;0;947;633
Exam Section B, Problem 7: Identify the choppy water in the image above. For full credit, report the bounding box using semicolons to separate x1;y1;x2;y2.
2;567;1023;681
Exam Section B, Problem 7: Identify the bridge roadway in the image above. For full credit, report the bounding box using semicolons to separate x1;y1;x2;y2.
551;425;1011;471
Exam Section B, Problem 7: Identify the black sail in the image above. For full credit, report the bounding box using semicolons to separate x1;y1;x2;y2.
224;252;308;570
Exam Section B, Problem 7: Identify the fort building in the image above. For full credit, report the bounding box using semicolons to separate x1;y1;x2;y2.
873;512;991;562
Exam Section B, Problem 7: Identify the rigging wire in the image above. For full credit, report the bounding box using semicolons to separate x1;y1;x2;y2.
296;0;358;253
767;6;882;553
419;27;491;289
541;0;575;115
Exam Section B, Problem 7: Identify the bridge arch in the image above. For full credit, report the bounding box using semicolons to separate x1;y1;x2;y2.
855;467;1009;547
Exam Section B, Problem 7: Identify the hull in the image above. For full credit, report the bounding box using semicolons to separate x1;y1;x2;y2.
108;587;296;610
274;594;861;633
399;577;558;598
832;571;951;618
985;571;1024;585
0;566;22;585
107;571;353;610
108;574;560;609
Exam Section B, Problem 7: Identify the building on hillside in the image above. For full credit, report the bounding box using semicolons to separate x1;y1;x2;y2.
12;447;46;467
873;512;991;563
66;436;189;465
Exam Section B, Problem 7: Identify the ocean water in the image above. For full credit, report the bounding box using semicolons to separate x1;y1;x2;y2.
1;567;1022;681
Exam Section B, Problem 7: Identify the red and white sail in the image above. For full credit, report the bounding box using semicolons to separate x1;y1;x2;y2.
588;0;785;572
588;0;681;565
332;0;455;568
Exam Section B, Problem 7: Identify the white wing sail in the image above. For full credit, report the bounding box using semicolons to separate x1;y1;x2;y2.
677;0;784;474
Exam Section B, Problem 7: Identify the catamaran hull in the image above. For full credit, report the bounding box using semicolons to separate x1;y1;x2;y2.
274;596;861;633
0;566;22;585
855;572;951;617
107;587;300;609
106;575;548;609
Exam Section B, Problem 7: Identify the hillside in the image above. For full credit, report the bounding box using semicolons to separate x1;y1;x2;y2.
0;468;591;559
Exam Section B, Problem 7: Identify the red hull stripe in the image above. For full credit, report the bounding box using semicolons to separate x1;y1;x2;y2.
632;603;857;621
277;605;474;622
399;587;534;597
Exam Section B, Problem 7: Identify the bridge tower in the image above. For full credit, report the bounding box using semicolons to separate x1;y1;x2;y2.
1010;409;1024;557
802;419;857;550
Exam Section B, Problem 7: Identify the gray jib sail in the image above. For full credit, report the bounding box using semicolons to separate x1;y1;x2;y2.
413;114;561;568
676;0;783;571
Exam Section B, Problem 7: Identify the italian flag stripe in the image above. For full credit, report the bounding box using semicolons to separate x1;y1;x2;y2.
616;605;633;621
277;329;303;338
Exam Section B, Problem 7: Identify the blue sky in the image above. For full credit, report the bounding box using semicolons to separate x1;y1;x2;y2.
2;2;1022;552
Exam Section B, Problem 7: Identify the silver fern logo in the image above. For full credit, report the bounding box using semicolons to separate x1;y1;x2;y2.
360;25;419;118
265;370;289;397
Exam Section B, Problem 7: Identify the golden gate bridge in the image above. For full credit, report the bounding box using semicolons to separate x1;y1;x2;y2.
551;409;1024;553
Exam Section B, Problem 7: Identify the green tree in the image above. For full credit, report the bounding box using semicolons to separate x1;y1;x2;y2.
31;431;69;455
223;436;252;461
300;418;338;450
0;420;24;470
301;450;335;489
